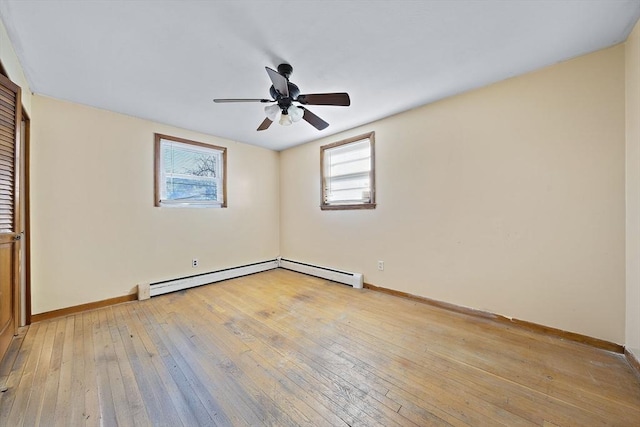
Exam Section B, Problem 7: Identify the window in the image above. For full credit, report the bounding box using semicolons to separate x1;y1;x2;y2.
321;131;375;210
154;134;227;208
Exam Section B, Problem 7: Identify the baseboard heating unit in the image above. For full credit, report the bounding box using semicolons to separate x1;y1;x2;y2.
278;258;363;289
144;258;363;298
149;259;279;297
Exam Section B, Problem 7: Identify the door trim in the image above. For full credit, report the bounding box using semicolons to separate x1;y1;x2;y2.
22;112;30;325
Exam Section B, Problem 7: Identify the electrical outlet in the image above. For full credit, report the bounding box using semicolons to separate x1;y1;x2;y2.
192;258;198;268
377;260;384;271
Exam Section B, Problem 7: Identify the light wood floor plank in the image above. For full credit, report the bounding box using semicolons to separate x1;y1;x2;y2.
0;326;27;388
105;306;152;426
180;289;350;427
260;276;622;425
167;305;305;426
91;309;118;426
1;269;639;426
143;301;251;426
52;316;75;426
217;272;525;426
212;283;423;427
8;319;54;426
38;316;67;427
123;303;199;427
211;288;389;426
328;285;640;412
260;271;640;425
135;302;220;426
67;311;85;426
112;304;183;427
0;323;39;425
82;310;100;426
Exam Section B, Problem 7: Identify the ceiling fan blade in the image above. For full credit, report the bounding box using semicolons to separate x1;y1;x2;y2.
213;98;272;103
297;93;350;106
301;107;329;130
265;67;289;98
257;117;273;131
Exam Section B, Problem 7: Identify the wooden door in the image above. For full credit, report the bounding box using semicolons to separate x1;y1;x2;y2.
0;73;21;362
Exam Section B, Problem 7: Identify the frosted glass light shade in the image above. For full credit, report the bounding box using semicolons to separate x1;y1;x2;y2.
264;104;280;121
279;112;292;126
288;105;303;122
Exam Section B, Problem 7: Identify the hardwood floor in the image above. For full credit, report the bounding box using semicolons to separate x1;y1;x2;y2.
1;269;639;426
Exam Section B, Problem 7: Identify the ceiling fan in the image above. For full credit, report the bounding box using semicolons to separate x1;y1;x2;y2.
213;63;350;131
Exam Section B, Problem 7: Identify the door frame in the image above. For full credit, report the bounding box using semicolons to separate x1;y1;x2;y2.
22;112;30;325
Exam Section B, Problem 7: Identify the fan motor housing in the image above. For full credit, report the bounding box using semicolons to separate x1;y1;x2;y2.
270;82;300;102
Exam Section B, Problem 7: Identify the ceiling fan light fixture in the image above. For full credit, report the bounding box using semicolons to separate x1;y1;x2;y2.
288;105;303;122
279;111;293;126
264;104;280;121
216;63;350;131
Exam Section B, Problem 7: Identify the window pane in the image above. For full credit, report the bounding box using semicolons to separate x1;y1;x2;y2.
329;158;370;177
162;141;219;178
326;188;370;204
328;147;369;164
165;175;217;202
327;139;369;157
327;175;370;192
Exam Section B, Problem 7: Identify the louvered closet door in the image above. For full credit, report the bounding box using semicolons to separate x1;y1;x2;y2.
0;73;21;363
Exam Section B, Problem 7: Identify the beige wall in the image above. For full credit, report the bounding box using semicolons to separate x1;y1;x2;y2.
626;20;640;359
281;45;626;343
30;95;280;314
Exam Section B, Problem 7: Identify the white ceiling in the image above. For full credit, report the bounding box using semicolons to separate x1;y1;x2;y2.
1;1;639;151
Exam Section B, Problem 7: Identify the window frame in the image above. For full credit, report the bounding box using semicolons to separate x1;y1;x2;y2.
154;133;227;208
320;131;376;211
